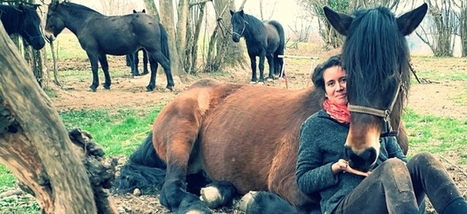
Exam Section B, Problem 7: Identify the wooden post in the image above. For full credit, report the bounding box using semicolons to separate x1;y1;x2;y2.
0;21;97;213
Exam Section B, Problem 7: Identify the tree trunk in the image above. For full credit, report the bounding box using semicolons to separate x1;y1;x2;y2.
159;0;184;79
460;5;467;57
176;0;191;73
188;1;206;74
0;22;97;213
143;0;160;20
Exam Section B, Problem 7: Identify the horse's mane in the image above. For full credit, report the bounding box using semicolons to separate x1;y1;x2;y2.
342;7;411;107
243;13;267;37
61;2;102;16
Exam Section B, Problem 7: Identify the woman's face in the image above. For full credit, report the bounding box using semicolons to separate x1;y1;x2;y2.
323;66;348;105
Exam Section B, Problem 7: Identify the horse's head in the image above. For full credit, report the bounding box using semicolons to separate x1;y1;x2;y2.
45;2;65;37
324;4;427;171
19;4;45;50
230;10;247;42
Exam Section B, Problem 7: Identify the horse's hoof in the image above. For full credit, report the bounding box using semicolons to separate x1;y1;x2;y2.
146;86;155;91
250;81;257;84
200;186;223;209
258;82;265;85
237;191;257;212
89;86;97;92
267;78;274;82
142;72;149;75
166;85;174;92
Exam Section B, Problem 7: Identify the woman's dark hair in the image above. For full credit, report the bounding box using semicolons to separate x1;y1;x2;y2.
311;55;342;92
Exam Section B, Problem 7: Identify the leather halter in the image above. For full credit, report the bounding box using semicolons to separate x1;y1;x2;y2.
232;19;248;37
347;82;403;136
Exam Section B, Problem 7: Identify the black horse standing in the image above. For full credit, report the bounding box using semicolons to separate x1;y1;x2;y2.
126;9;149;77
0;4;45;50
230;10;285;84
45;2;174;92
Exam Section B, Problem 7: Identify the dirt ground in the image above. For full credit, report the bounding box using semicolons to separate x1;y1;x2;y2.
34;46;467;213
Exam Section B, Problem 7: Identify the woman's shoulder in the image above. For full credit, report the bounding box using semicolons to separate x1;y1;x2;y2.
303;109;330;125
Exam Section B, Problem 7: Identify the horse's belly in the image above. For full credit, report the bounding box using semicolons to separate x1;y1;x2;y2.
199;102;282;194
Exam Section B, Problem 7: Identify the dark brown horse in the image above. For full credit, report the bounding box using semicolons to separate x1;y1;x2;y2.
44;2;173;92
0;4;45;50
230;10;285;84
113;3;427;214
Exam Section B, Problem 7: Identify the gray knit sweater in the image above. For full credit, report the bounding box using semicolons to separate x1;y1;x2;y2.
296;110;407;214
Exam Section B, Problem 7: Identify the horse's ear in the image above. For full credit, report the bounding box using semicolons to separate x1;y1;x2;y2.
396;3;428;36
323;6;353;36
49;1;59;10
133;9;137;13
142;9;146;13
18;3;24;10
230;10;234;16
239;10;244;16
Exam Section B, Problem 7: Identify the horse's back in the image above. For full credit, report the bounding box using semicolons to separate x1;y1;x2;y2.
151;79;243;166
80;13;160;55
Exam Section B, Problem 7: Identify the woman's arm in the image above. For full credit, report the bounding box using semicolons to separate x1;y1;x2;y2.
385;136;408;162
295;119;340;194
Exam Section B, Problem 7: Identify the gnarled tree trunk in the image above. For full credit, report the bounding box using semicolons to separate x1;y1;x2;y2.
0;21;111;213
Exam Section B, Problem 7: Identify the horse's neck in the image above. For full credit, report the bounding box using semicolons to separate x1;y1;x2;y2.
242;17;262;43
0;7;21;35
61;6;101;34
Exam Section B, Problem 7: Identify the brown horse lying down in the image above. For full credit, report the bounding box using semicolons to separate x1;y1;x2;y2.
113;78;409;213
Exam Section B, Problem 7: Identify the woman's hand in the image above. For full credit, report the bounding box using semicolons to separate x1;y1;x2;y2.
332;159;371;177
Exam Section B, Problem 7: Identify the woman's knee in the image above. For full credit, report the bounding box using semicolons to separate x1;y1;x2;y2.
408;152;439;168
379;158;409;177
384;158;406;168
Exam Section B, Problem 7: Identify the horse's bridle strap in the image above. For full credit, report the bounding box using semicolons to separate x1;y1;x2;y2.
347;81;402;121
348;104;387;118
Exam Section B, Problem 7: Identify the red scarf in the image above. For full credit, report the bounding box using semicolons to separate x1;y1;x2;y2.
323;99;350;124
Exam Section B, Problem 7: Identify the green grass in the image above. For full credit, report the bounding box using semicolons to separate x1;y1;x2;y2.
403;108;467;161
46;33;87;60
0;166;16;188
60;106;163;156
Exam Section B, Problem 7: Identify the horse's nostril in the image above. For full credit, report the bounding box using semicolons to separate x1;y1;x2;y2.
344;147;377;172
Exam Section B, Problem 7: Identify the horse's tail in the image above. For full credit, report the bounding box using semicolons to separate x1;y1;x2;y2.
112;132;167;194
269;20;285;76
159;23;170;62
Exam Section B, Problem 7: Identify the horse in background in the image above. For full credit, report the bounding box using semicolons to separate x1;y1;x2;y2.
45;2;173;92
0;4;45;50
126;9;149;77
230;10;285;84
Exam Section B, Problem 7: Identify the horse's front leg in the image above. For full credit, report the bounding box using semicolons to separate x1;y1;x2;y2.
158;137;211;213
258;54;266;83
98;53;111;89
131;52;140;76
266;54;275;81
86;53;100;92
249;55;257;83
142;49;149;75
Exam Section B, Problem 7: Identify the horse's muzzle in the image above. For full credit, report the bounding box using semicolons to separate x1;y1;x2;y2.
344;145;377;172
232;34;240;43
